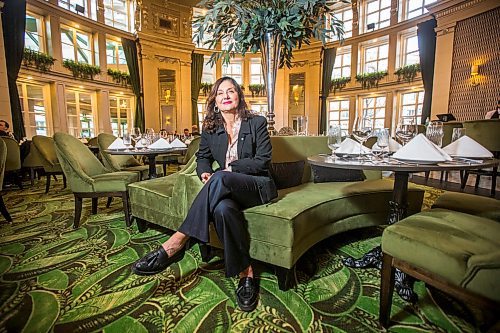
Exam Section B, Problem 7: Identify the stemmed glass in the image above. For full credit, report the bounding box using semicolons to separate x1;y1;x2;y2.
130;127;141;151
352;116;373;160
327;125;342;160
373;128;390;159
425;120;444;147
396;119;417;146
122;132;132;152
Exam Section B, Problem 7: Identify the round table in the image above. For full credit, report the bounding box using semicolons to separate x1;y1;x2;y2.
307;154;499;302
105;148;187;179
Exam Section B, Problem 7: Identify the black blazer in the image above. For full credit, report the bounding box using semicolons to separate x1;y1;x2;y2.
196;115;278;203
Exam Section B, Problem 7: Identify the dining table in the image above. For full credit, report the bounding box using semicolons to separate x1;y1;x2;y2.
105;147;187;179
307;153;500;302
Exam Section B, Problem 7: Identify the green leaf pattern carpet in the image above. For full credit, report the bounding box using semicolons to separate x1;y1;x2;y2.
0;179;487;332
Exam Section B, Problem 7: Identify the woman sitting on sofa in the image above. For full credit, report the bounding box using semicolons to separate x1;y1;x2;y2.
132;76;278;312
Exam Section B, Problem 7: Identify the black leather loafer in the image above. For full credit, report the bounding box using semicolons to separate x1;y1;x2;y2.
236;277;258;312
132;247;185;276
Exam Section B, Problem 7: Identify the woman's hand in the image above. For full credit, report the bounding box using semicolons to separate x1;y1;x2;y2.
201;172;212;184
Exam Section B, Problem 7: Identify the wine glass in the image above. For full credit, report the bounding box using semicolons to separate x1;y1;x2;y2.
140;134;149;150
122;133;132;152
130;127;141;151
451;127;466;142
352;116;373;160
425;120;443;147
396;119;417;146
327;125;342;159
373;128;390;159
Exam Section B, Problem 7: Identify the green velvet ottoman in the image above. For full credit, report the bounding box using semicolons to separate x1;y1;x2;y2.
379;208;500;327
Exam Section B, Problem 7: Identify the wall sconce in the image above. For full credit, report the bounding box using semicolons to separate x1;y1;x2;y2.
292;84;303;105
164;89;171;104
470;64;479;86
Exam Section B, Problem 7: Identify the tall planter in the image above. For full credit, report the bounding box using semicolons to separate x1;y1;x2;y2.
260;33;282;135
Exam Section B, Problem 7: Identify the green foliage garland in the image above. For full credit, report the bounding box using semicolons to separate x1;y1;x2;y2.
23;48;55;72
193;0;348;68
355;70;388;89
107;68;131;85
62;59;101;80
394;63;421;82
249;83;266;97
329;76;350;93
199;82;213;96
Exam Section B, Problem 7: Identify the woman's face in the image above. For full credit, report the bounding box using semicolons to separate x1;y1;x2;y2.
215;79;240;113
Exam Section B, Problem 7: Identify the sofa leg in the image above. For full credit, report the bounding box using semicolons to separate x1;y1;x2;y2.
136;218;149;232
122;192;131;227
379;253;395;328
106;197;113;208
275;266;294;291
199;243;213;262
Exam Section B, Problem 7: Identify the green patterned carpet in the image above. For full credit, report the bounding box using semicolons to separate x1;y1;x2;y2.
0;179;488;332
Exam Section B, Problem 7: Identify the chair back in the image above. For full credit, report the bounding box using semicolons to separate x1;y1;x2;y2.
32;135;60;168
0;140;6;191
180;136;201;164
22;141;44;168
0;137;21;172
87;137;98;147
53;132;108;183
461;119;500;152
97;133;141;171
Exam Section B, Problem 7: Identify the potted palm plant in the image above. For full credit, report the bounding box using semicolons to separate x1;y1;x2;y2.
193;0;347;133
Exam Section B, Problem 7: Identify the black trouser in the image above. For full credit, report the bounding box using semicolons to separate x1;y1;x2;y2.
177;171;264;277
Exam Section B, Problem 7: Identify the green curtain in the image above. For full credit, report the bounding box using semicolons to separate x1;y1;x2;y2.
121;38;144;131
417;19;437;124
191;53;204;127
319;47;336;134
2;0;27;140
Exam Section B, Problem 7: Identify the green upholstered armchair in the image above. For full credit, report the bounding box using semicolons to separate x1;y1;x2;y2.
460;119;499;196
53;132;140;228
156;136;201;174
21;142;44;186
32;135;66;193
0;137;23;189
379;208;500;328
0;139;12;222
97;133;160;180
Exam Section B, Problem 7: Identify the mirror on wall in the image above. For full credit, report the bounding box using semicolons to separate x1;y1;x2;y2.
158;69;176;132
288;72;305;131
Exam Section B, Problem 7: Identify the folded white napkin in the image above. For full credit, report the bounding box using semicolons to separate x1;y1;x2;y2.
148;138;172;149
443;136;493;158
393;134;452;162
336;137;371;155
107;138;127;150
372;138;401;152
184;139;192;145
170;138;187;148
135;140;146;148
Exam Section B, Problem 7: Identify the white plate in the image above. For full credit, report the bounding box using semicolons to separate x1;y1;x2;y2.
450;154;491;159
393;158;443;165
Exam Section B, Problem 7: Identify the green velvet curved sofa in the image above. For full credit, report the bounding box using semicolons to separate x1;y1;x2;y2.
128;136;425;289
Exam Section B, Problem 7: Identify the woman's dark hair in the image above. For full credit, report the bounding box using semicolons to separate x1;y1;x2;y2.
202;76;251;133
0;120;9;129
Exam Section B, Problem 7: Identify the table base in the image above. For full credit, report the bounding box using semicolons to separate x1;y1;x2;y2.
343;246;417;303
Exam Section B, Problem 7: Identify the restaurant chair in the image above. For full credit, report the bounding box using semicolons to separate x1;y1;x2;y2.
32;135;66;193
178;136;200;171
0;139;12;222
379;208;500;329
97;133;162;180
0;137;23;189
53;132;139;228
460;119;499;196
22;141;45;186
